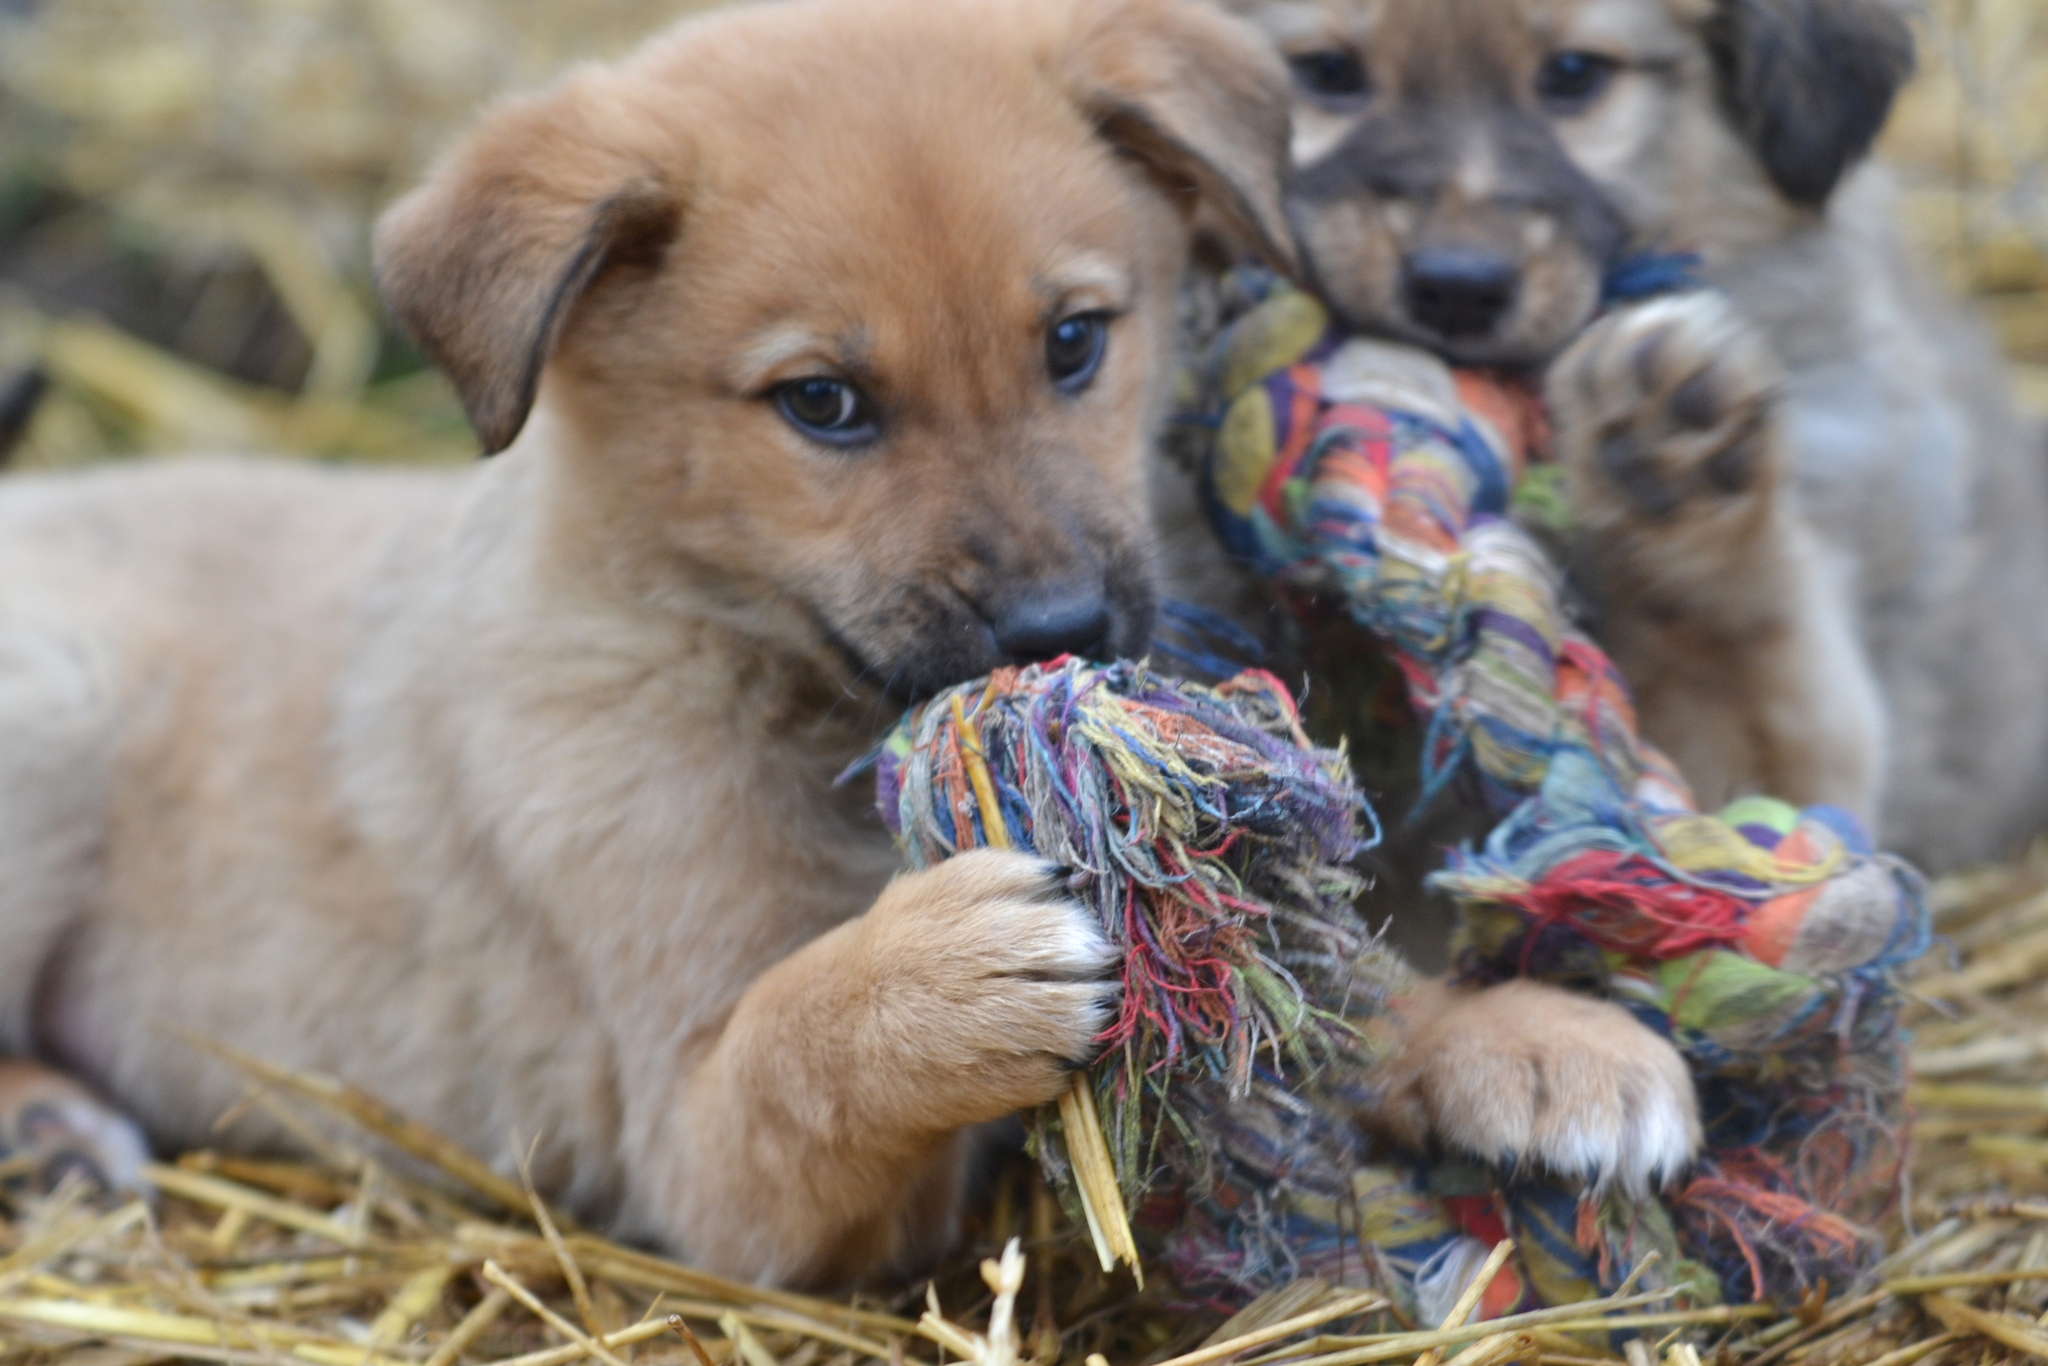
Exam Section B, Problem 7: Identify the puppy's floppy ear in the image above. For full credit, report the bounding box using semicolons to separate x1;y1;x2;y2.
1060;0;1298;274
1705;0;1914;206
374;72;683;454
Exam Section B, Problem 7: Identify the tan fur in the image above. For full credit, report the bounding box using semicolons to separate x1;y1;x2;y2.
0;0;1697;1288
1218;0;2048;872
1369;979;1700;1194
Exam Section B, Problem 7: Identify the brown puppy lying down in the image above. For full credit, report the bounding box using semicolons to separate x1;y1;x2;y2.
0;0;1696;1287
1218;0;2048;875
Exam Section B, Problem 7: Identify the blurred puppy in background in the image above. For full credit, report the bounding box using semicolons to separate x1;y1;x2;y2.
0;0;1699;1289
1213;0;2048;875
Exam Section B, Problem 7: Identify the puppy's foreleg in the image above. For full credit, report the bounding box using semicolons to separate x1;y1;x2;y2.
667;850;1116;1288
1364;977;1700;1194
1548;293;1885;818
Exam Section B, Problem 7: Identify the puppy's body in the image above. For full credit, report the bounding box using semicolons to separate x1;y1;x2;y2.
0;0;1701;1286
1;455;888;1227
1;0;1187;1281
1705;173;2048;864
1219;0;2048;874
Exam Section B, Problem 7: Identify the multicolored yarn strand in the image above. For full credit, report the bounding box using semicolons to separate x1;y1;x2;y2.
1164;264;1929;1311
861;660;1395;1215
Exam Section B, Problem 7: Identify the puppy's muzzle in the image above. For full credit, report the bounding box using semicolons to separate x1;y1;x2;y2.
867;565;1153;702
1402;247;1520;341
990;585;1113;663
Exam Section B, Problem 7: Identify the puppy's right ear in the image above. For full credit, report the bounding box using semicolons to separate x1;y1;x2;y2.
1705;0;1914;207
375;73;683;454
1060;0;1298;275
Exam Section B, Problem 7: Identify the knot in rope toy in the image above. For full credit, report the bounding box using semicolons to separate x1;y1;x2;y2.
1163;265;1929;1309
860;658;1396;1282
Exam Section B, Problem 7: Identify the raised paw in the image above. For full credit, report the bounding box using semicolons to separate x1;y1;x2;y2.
1370;979;1700;1195
856;849;1120;1130
0;1061;151;1201
1548;292;1783;529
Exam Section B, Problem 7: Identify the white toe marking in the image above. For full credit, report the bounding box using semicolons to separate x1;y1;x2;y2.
1624;1082;1700;1193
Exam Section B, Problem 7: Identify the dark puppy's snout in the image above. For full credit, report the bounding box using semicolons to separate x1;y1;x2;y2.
1402;247;1520;339
991;586;1113;663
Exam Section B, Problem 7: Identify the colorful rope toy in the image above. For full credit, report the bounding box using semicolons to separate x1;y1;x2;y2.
1161;265;1928;1309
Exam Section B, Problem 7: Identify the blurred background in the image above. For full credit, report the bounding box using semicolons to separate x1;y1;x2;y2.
0;0;2042;469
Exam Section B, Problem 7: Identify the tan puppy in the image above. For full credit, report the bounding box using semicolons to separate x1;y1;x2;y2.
0;0;1696;1286
1216;0;2048;874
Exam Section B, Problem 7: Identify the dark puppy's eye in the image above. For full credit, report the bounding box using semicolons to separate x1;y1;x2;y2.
1289;49;1370;101
1046;313;1110;394
1536;50;1619;112
773;377;879;447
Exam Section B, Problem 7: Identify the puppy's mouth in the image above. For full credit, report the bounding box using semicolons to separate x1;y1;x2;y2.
1288;181;1623;368
1400;247;1524;350
818;575;1158;704
1364;247;1598;369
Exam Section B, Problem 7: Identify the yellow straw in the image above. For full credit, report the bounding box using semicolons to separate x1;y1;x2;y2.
952;692;1143;1285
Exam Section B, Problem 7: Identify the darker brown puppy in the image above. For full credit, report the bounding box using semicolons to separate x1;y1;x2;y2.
1232;0;1910;366
1211;0;2048;880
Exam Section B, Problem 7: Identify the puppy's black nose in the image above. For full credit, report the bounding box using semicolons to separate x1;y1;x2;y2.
1402;248;1519;339
992;588;1112;662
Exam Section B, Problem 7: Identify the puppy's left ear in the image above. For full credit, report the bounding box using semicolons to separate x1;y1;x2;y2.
1060;0;1298;274
374;70;685;454
1706;0;1915;206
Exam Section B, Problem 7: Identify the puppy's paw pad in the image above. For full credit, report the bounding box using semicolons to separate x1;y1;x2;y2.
1553;293;1781;521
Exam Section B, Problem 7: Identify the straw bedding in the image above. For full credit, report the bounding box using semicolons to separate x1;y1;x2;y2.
3;1;2048;1364
0;866;2039;1366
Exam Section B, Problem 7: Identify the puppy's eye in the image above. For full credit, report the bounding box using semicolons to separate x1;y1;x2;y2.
1289;49;1370;102
1046;313;1110;394
773;377;879;447
1536;50;1619;112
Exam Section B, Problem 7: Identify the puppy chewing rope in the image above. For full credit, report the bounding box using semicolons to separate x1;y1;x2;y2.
854;266;1927;1312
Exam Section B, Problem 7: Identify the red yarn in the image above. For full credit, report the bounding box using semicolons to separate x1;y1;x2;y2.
1501;849;1754;966
1675;1151;1875;1301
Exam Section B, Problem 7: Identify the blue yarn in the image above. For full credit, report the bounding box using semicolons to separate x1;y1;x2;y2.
1150;598;1269;681
1601;250;1704;303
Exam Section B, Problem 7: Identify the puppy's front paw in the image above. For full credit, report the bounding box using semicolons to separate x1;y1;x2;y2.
1549;293;1782;529
1372;979;1699;1195
862;849;1119;1129
0;1061;151;1201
